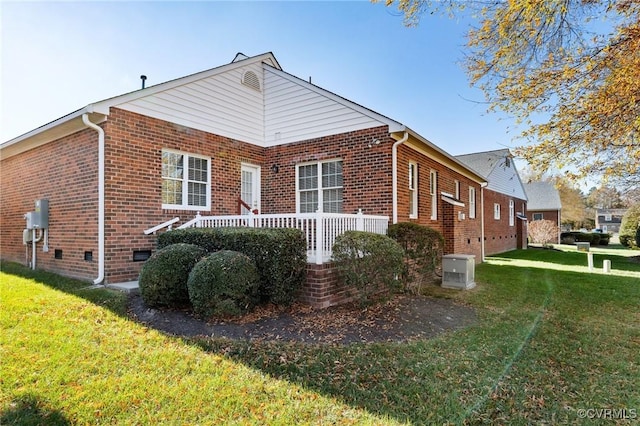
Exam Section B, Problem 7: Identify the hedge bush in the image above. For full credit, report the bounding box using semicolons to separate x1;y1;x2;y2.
187;250;260;318
620;235;631;247
332;231;404;304
387;222;444;292
158;227;307;305
138;243;206;308
559;231;611;246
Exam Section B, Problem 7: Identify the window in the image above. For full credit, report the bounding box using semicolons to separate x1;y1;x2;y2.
297;160;343;213
604;214;612;221
509;200;515;226
533;213;543;221
454;180;460;200
430;169;437;220
409;162;418;218
469;186;476;219
162;150;211;210
494;203;501;220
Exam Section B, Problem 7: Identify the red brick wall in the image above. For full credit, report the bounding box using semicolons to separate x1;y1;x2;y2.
102;108;266;283
527;210;560;224
0;129;100;281
395;144;483;261
299;263;352;308
483;189;527;255
263;126;393;215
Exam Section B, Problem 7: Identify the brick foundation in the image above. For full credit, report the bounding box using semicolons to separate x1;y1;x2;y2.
297;263;354;308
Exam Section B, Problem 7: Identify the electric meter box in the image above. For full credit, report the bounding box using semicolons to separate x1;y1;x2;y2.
33;199;49;229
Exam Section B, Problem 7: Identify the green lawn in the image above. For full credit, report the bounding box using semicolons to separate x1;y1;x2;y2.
2;245;639;424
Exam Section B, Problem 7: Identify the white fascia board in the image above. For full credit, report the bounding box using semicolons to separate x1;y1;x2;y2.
0;108;106;159
265;65;405;133
403;127;488;185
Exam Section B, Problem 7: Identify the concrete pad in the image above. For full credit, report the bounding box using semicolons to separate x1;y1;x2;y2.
107;281;139;293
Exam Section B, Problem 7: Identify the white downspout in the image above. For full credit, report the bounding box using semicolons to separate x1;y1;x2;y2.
392;131;409;224
480;185;485;262
82;113;105;285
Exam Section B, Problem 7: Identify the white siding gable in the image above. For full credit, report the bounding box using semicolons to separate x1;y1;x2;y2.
485;158;527;199
456;150;527;199
3;52;405;156
263;67;397;146
113;57;399;147
116;61;265;145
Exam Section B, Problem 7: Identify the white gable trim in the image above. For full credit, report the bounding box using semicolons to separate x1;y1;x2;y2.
93;52;280;114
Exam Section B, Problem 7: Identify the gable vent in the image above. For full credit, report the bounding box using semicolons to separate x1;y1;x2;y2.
242;70;261;92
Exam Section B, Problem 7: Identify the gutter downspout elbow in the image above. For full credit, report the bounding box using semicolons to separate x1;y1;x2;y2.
82;113;105;285
392;131;409;224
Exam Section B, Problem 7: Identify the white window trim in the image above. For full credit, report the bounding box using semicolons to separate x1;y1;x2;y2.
509;199;515;226
533;213;543;221
295;159;343;214
469;186;476;219
409;162;418;219
454;180;460;200
162;149;211;211
494;203;501;220
430;169;437;220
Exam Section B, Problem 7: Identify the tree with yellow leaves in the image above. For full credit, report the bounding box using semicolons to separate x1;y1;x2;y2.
380;0;639;189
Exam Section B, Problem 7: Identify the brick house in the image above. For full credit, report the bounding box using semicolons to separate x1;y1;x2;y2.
523;181;562;242
456;149;528;255
1;52;491;306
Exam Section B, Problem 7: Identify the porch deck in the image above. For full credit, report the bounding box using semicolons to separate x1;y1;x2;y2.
177;210;390;264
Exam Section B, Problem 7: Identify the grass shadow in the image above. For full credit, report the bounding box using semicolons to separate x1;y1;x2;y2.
1;395;71;426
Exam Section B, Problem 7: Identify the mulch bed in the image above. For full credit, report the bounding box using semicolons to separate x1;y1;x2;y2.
127;292;477;345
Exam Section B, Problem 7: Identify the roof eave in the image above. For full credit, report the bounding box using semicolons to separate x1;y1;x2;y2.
0;107;107;159
399;127;488;185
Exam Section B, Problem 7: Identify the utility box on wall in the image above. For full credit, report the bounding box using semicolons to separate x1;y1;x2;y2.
34;199;49;229
442;254;476;290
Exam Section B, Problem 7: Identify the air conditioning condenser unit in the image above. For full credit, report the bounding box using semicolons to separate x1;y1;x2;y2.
442;254;475;290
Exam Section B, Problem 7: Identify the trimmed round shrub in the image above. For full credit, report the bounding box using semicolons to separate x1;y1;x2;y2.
139;243;206;308
187;250;260;318
158;226;307;306
332;231;404;304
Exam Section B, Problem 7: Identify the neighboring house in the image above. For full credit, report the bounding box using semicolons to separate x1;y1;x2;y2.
456;149;528;255
1;52;490;307
595;208;626;234
523;181;562;242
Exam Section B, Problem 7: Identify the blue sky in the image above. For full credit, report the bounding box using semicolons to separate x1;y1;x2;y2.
1;1;523;159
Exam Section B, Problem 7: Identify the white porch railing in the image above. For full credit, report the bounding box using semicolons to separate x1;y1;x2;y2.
178;210;389;264
143;217;180;235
